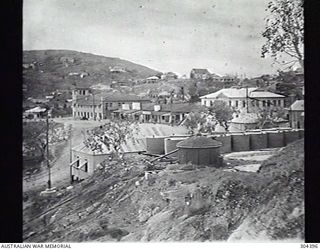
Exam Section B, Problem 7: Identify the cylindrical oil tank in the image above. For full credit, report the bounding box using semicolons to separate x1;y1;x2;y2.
231;133;250;152
284;130;300;145
249;132;268;150
146;136;167;155
176;136;222;166
213;134;232;154
267;131;284;148
164;137;188;157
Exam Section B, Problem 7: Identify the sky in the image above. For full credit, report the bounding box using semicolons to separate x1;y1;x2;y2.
23;0;281;77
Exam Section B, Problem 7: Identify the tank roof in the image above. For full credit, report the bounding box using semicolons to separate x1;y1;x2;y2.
176;136;222;149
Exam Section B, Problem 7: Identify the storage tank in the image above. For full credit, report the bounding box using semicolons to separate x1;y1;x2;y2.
213;134;232;154
284;130;300;145
248;132;268;150
231;133;250;152
164;137;188;157
267;131;284;148
176;135;222;166
146;136;167;155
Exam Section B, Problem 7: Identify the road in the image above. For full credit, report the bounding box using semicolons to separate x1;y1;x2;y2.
23;118;104;192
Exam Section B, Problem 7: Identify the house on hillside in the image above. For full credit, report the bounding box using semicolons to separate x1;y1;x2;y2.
146;76;160;83
289;100;304;129
161;72;178;80
200;88;285;111
109;66;126;73
190;68;211;80
72;87;151;120
23;107;47;119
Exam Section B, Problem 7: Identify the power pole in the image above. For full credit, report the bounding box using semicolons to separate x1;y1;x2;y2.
246;86;249;113
69;124;73;184
46;110;52;189
92;92;96;121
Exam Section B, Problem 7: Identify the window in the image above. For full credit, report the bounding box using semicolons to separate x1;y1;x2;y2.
243;101;246;107
267;100;271;107
109;103;113;107
278;100;281;106
256;100;259;107
229;101;232;106
84;160;88;172
235;100;238;107
273;100;277;106
262;100;266;107
118;103;121;107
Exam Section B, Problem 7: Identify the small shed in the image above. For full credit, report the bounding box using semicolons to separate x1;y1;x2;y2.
176;135;222;166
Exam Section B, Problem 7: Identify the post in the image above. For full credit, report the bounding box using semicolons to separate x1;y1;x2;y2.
69;124;73;184
246;86;249;113
92;92;96;121
46;111;52;189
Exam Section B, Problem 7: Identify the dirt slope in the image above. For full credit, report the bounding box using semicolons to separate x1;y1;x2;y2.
23;139;304;242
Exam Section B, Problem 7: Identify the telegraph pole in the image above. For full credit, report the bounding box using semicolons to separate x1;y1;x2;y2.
246;86;249;113
46;109;52;189
92;92;96;121
69;124;73;184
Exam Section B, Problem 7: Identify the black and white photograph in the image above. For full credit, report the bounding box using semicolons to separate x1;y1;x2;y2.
22;0;305;243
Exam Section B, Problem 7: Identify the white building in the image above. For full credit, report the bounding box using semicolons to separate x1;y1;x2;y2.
200;88;285;110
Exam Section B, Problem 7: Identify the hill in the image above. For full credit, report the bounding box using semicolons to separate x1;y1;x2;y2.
23;50;161;98
23;139;304;242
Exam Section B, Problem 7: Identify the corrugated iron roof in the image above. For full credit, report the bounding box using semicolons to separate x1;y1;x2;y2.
177;136;222;149
200;88;285;99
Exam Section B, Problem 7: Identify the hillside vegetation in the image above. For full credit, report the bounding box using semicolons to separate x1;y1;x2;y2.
23;50;160;98
23;139;304;242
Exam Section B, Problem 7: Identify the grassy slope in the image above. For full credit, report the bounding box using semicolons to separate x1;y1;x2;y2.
23;50;161;98
23;140;304;242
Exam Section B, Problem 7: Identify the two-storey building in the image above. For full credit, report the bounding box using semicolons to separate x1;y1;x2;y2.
200;87;285;110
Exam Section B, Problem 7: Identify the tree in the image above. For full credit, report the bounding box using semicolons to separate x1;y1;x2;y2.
183;112;216;135
208;100;234;131
23;121;64;165
261;0;304;69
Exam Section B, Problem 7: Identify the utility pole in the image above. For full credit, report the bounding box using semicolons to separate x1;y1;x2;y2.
92;92;96;121
69;124;73;184
246;86;249;113
46;109;52;189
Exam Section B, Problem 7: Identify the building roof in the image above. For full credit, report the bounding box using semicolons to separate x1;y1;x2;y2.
290;100;304;111
147;76;160;80
191;68;210;74
141;102;199;113
200;88;285;99
176;136;222;149
75;92;150;105
25;107;47;113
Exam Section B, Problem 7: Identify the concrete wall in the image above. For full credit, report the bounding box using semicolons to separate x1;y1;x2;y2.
231;133;250;152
